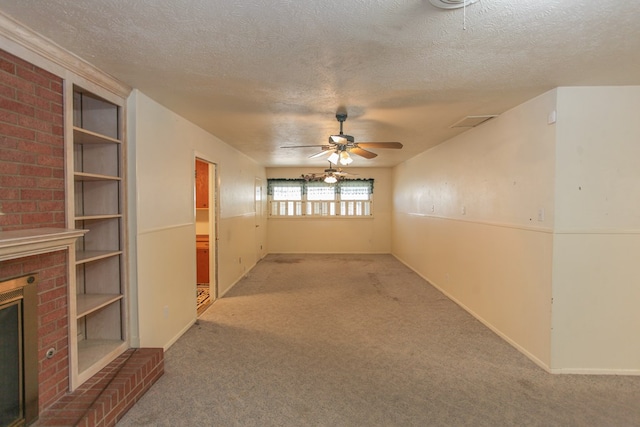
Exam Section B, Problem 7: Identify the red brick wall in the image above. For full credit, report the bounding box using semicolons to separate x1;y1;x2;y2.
0;48;65;231
0;49;69;412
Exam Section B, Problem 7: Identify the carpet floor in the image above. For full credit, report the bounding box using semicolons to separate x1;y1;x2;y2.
117;254;640;426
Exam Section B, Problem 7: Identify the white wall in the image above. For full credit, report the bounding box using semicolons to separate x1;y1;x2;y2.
127;90;266;349
392;91;557;368
393;86;640;373
266;167;392;253
550;87;640;372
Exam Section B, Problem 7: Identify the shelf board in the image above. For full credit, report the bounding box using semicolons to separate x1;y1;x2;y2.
74;172;121;181
76;250;122;264
73;126;121;145
76;293;123;318
74;214;122;221
77;339;126;376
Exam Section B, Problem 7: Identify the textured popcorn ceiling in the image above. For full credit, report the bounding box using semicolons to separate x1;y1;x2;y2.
1;0;639;166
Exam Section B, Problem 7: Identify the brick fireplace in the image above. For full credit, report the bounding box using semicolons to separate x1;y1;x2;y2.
0;272;38;426
1;47;71;416
1;48;163;426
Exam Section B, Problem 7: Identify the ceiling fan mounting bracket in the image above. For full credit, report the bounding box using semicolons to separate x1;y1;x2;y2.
336;113;348;123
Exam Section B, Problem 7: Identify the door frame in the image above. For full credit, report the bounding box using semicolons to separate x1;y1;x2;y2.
255;177;264;261
194;155;219;305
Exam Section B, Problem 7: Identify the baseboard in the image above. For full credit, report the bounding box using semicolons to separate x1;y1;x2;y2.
163;318;196;351
266;251;392;255
218;259;259;298
549;367;640;375
433;282;552;373
391;254;553;374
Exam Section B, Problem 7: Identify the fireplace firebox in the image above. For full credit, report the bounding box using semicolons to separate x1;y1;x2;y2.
0;274;38;427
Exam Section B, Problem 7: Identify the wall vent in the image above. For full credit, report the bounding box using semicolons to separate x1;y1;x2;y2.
450;115;498;128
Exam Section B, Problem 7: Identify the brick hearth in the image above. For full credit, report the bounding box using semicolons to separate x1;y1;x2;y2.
35;348;164;427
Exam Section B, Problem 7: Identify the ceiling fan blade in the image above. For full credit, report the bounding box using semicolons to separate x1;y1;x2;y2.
356;142;403;149
309;150;332;159
280;144;329;148
350;147;378;159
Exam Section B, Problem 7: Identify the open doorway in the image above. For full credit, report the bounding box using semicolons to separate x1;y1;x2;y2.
195;158;217;315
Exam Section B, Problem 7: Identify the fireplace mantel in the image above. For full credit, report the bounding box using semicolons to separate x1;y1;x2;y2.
0;228;87;261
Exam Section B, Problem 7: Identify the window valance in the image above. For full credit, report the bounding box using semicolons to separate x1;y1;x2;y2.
267;178;374;195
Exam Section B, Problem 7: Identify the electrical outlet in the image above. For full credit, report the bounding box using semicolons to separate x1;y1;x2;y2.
538;208;545;221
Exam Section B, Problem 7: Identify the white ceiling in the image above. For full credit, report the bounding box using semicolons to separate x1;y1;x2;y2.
1;0;639;167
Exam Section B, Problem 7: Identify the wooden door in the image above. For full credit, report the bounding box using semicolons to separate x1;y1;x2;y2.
195;159;209;208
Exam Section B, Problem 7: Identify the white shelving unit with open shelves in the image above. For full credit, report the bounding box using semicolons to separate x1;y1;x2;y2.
67;86;128;389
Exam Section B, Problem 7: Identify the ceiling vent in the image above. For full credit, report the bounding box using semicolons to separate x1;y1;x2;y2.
429;0;479;9
450;115;498;128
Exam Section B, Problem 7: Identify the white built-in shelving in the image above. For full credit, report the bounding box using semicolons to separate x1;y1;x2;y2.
67;87;128;389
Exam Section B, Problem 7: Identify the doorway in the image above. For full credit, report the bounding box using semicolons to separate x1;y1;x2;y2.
195;158;217;315
255;177;263;261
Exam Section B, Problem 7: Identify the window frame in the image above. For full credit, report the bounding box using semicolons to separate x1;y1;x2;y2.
267;178;374;218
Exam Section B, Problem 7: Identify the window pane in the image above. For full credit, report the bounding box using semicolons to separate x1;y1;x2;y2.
307;186;335;200
272;186;302;200
340;186;370;200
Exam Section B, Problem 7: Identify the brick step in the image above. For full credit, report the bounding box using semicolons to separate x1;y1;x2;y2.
35;348;164;427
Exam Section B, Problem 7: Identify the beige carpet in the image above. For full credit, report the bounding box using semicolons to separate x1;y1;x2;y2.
118;254;640;426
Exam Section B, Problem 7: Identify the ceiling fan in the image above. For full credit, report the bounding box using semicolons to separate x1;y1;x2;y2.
301;161;358;183
282;112;403;165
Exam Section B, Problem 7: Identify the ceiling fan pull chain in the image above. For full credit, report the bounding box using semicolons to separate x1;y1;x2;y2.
463;0;467;30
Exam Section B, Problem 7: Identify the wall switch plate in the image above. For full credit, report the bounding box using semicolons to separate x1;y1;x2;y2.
548;110;557;124
537;208;545;221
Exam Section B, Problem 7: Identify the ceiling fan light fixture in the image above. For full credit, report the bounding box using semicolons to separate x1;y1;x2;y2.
339;151;353;165
429;0;478;9
324;174;338;184
327;151;340;164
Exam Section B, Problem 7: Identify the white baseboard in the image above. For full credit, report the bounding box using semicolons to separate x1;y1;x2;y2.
549;367;640;375
163;318;197;351
391;254;553;372
392;254;640;376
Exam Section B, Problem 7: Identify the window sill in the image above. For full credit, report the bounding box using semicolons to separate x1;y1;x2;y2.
268;216;374;220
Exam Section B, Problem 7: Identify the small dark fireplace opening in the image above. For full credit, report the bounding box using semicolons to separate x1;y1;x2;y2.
0;274;38;427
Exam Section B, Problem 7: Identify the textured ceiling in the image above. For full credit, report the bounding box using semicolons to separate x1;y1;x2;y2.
1;0;639;167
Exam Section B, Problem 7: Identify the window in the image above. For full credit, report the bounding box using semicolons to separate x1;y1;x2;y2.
267;179;374;217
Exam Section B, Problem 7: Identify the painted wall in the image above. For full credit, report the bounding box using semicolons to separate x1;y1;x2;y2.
266;167;392;253
127;90;266;349
392;91;557;368
550;87;640;372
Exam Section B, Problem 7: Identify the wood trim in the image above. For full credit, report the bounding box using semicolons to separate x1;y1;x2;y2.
0;228;87;261
0;11;131;98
